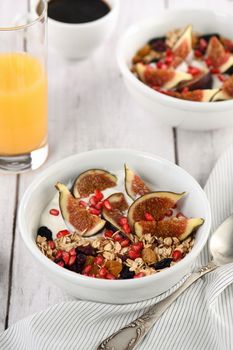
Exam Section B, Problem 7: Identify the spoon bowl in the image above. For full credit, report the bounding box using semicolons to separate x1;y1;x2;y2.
209;215;233;266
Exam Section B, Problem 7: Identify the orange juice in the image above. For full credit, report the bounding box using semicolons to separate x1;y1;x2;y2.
0;53;47;155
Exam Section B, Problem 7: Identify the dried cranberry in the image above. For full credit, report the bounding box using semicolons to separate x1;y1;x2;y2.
154;258;172;269
37;226;52;240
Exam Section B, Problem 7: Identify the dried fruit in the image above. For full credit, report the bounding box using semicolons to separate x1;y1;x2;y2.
124;164;150;199
128;191;185;227
72;169;117;198
141;248;157;265
37;226;52;240
102;192;129;232
154;258;173;269
55;183;106;236
134;217;204;240
105;260;122;277
120;266;135;279
174;89;219;102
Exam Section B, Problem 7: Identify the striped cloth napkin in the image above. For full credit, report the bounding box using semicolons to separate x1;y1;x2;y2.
1;145;233;350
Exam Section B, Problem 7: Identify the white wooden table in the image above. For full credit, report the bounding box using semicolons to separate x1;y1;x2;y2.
1;0;233;332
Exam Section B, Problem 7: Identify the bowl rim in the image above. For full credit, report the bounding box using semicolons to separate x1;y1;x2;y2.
117;8;233;112
47;0;119;28
18;148;211;289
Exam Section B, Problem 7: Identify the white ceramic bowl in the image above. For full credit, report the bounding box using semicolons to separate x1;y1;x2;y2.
19;149;211;304
117;9;233;130
48;0;119;59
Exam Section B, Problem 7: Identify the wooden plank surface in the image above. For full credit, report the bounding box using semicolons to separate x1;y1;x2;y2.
1;0;233;330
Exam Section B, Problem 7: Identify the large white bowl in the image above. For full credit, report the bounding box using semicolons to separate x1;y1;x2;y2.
18;149;211;304
117;9;233;130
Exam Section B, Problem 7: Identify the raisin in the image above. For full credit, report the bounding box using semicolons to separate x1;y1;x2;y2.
154;258;172;270
37;226;52;240
119;266;135;279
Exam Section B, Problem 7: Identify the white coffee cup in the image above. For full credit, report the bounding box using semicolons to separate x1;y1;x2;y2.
47;0;119;60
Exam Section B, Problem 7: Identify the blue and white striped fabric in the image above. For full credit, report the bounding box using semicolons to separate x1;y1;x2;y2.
1;145;233;350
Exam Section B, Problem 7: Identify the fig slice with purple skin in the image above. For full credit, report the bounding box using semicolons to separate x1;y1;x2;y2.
206;36;233;72
72;169;117;198
134;217;204;240
127;191;186;228
135;63;192;89
173;89;219;102
212;76;233;101
172;25;193;66
55;182;106;236
177;72;213;91
102;192;129;232
124;164;151;200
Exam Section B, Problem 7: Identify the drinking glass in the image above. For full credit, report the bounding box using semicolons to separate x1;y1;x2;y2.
0;0;48;172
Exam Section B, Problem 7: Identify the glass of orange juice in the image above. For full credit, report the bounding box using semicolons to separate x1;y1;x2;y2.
0;0;48;172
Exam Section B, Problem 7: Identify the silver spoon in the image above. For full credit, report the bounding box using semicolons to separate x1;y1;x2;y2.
98;214;233;350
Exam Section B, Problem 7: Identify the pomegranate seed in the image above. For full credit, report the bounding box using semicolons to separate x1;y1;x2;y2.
49;208;59;216
188;65;201;76
113;233;123;242
106;273;116;280
176;212;186;219
103;199;112;210
157;61;167;69
94;189;104;201
83;273;89;276
104;230;114;238
99;267;108;278
89;207;101;215
62;251;70;265
68;255;76;266
120;239;130;247
132;242;143;253
134;272;145;278
194;49;202;58
95;201;104;210
173;204;177;209
144;212;154;221
89;273;96;278
118;217;128;226
94;255;104;265
205;58;213;67
218;74;227;82
172;250;182;261
123;223;131;234
166;49;173;56
199;38;207;50
165;55;173;64
57;261;64;267
55;250;63;259
79;200;87;208
89;196;98;207
82;265;92;274
69;248;76;256
57;229;70;238
128;249;140;260
182;87;189;93
48;241;55;249
166;209;173;217
210;68;220;74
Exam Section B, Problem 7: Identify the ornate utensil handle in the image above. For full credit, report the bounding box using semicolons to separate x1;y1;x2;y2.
97;261;217;350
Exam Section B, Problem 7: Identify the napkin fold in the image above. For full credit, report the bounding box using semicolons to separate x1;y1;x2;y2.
1;145;233;350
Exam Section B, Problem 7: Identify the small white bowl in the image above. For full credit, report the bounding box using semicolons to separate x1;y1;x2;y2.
48;0;119;59
18;149;211;304
117;9;233;130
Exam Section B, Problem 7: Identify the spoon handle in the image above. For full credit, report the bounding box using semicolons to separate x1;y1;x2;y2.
97;261;217;350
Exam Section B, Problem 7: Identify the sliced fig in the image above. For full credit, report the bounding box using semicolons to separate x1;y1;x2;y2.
177;73;213;91
134;217;204;240
212;76;233;101
73;169;117;198
55;182;106;236
172;25;193;63
102;192;129;232
206;36;233;72
124;164;150;200
200;33;220;43
127;192;185;227
174;89;219;102
135;63;192;89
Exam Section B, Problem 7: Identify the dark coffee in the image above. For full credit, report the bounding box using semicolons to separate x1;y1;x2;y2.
48;0;111;24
